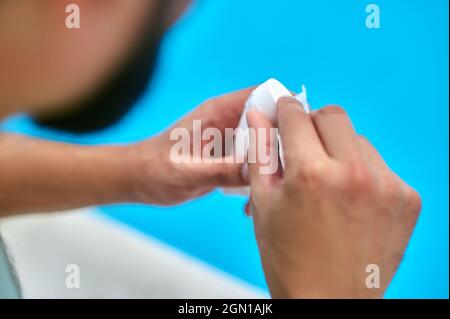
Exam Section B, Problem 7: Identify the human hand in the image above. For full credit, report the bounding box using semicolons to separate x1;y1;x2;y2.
130;88;252;205
246;97;421;298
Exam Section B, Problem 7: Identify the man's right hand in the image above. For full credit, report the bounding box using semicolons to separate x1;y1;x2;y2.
246;97;421;298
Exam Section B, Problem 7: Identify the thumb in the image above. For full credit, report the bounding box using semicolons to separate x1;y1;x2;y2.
246;109;279;196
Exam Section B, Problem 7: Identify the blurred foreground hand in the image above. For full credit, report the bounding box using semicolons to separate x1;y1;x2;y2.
0;89;251;215
131;88;252;205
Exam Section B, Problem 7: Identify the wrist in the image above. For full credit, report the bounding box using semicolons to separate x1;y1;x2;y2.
90;144;142;204
127;136;167;204
120;143;143;203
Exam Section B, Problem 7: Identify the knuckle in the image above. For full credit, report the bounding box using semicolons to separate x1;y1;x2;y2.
380;176;403;205
406;188;422;216
341;160;373;194
356;135;370;146
198;98;220;119
294;161;328;190
201;98;215;110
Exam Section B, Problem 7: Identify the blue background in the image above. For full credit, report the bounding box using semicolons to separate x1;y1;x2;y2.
1;0;448;298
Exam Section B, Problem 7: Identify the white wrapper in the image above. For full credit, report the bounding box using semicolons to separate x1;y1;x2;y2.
224;78;309;196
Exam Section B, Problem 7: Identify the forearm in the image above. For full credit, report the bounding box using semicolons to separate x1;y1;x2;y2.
0;133;139;217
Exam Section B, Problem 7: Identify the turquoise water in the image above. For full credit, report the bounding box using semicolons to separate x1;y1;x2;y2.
1;0;448;298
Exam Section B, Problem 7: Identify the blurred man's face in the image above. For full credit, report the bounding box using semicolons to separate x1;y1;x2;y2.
0;0;189;119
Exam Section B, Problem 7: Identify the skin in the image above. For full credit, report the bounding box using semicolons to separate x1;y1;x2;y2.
0;88;251;215
0;0;189;117
246;97;421;298
0;1;421;298
0;0;195;215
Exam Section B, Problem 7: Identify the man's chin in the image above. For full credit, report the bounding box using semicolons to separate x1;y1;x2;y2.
32;2;168;133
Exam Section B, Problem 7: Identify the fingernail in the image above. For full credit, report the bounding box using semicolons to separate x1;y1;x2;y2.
278;96;305;113
278;95;300;105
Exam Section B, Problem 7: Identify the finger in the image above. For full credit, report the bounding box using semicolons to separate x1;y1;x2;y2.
244;201;252;216
209;162;248;187
311;105;360;162
277;96;328;168
357;136;414;200
185;161;248;188
246;109;279;195
356;136;390;173
196;87;255;132
179;87;255;159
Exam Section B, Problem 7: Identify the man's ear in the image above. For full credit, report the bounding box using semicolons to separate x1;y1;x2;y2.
163;0;191;29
